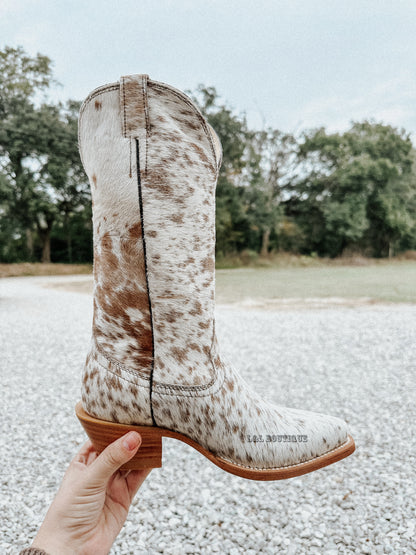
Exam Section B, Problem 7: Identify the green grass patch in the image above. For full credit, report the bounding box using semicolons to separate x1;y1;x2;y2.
216;261;416;304
0;263;92;278
2;257;415;305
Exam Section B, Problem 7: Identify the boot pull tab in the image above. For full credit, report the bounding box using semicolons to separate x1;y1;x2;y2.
120;74;149;177
120;74;149;138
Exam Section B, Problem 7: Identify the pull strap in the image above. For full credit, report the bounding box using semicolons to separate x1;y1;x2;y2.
120;74;149;138
120;74;149;176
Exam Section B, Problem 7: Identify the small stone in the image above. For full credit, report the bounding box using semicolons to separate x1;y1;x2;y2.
299;528;312;538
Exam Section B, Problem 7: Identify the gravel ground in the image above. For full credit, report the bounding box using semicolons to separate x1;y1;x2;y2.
1;275;415;554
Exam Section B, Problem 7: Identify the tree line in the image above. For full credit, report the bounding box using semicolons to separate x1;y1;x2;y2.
1;46;416;263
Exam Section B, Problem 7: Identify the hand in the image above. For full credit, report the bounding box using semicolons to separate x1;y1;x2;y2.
31;432;151;555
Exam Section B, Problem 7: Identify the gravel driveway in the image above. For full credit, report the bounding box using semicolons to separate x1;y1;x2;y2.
1;276;415;554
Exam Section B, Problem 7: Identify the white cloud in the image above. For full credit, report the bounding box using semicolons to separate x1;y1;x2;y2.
298;72;416;136
0;0;23;18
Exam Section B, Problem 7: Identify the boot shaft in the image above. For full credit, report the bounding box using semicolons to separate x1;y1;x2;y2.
79;75;223;387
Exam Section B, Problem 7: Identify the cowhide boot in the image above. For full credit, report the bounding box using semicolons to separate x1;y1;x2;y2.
75;74;355;480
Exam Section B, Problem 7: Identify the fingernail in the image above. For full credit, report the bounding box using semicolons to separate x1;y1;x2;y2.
122;431;141;451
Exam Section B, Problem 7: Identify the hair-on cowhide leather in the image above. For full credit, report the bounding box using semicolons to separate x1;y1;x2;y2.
78;74;349;469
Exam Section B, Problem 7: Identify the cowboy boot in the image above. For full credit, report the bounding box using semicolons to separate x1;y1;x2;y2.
75;74;355;480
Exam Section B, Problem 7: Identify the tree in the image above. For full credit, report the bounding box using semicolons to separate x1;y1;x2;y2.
0;47;55;259
187;85;251;255
0;46;89;262
245;128;296;255
36;100;89;262
350;121;416;257
290;120;416;257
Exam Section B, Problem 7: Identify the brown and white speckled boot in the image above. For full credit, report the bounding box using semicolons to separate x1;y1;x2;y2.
75;74;355;480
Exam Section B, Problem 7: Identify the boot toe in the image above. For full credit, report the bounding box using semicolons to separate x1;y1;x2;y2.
224;400;351;471
155;360;352;472
268;405;350;468
215;363;351;470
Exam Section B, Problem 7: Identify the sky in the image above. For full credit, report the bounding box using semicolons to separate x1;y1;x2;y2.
1;0;416;140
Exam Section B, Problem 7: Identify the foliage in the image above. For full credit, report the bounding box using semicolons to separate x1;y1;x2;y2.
188;85;251;255
287;121;416;257
1;46;416;263
0;46;90;263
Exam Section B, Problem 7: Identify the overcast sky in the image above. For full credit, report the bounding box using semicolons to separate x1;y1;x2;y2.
2;0;416;140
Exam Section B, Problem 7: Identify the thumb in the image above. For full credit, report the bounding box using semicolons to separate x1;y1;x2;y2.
89;431;142;484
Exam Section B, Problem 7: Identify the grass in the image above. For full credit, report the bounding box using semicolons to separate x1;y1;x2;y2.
215;261;416;304
1;256;415;305
0;262;92;278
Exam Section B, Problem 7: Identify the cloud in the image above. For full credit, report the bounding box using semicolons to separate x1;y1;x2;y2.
298;71;416;136
0;0;23;18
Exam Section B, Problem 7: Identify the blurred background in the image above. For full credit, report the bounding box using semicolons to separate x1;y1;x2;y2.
1;0;415;274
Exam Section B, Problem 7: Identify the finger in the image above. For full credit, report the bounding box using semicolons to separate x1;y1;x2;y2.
61;440;96;487
86;448;98;465
127;468;152;501
70;439;95;467
88;431;142;485
75;439;94;460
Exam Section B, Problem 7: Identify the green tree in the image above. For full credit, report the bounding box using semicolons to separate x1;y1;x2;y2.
290;120;416;257
0;46;89;262
245;128;296;255
0;46;56;260
36;100;89;262
188;85;251;255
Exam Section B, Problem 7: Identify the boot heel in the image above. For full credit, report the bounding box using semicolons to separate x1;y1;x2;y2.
75;402;162;470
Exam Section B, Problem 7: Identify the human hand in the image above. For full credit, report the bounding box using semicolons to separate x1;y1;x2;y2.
31;432;151;555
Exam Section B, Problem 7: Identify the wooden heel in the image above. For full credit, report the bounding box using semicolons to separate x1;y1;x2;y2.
75;402;162;470
76;401;356;480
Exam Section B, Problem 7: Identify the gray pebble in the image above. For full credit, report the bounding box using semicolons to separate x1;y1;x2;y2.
1;276;415;554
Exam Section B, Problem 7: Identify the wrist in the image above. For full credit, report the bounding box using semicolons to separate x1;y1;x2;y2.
31;526;74;555
20;549;50;555
31;540;73;555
